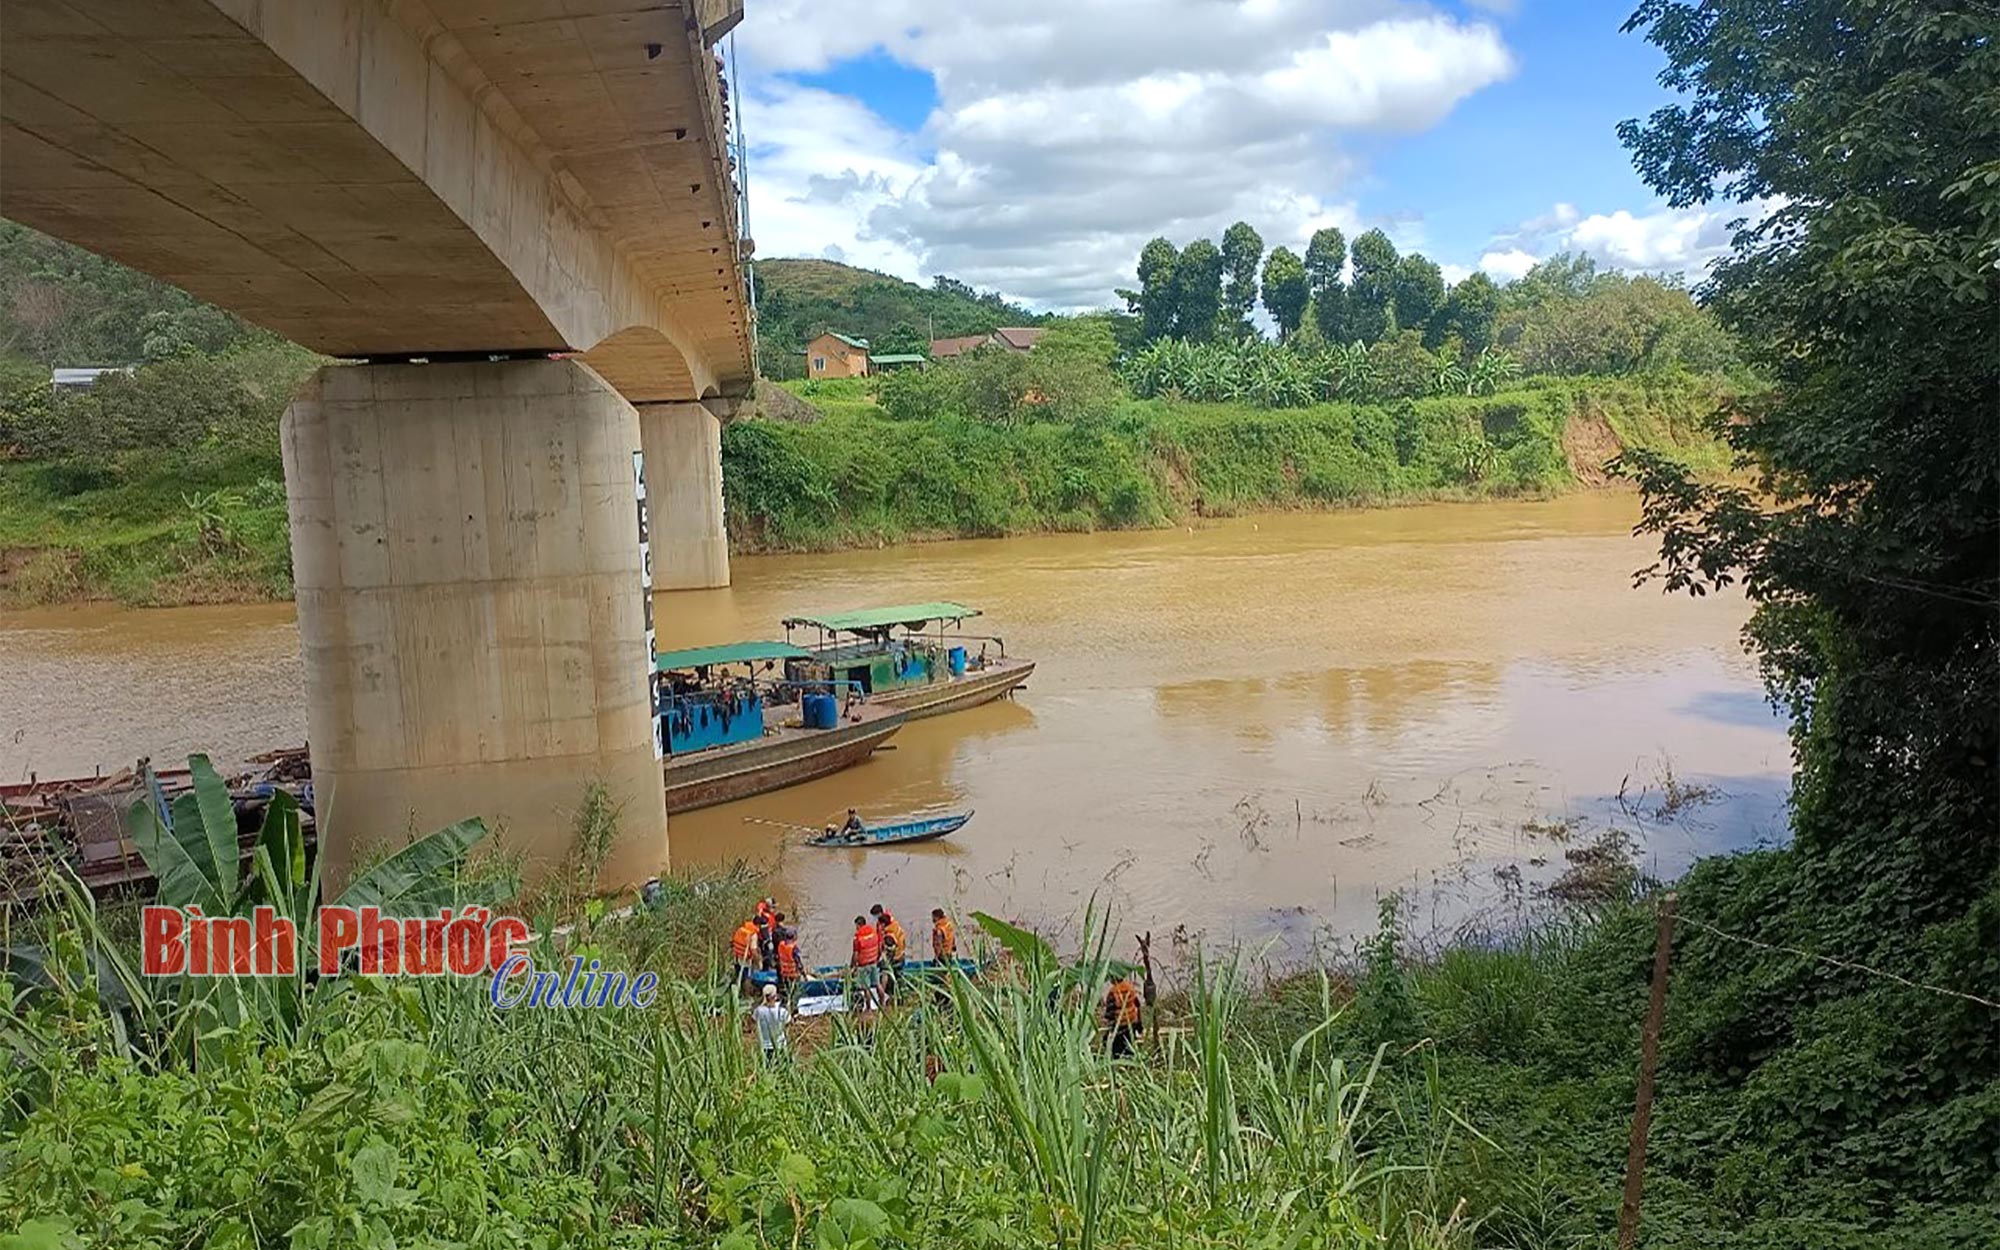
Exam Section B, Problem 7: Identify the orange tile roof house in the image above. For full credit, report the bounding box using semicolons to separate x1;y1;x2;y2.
805;331;870;378
928;327;1046;359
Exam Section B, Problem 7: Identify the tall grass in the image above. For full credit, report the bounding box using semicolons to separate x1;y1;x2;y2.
2;884;1494;1248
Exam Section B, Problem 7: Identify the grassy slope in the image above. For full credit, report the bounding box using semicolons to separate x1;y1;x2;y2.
729;373;1731;552
0;456;291;605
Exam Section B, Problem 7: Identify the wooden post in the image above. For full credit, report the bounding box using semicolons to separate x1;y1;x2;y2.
1618;891;1678;1249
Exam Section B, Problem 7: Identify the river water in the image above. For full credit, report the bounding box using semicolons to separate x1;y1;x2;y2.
0;493;1790;954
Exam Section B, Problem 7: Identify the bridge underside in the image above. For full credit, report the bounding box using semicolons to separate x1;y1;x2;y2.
1;0;757;891
0;0;752;402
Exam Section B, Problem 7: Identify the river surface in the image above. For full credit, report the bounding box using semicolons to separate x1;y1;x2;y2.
0;494;1791;955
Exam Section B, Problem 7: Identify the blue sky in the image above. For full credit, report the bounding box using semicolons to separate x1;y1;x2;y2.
733;0;1743;310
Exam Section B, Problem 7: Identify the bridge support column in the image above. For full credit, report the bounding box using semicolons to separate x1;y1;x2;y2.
282;360;668;894
637;402;730;590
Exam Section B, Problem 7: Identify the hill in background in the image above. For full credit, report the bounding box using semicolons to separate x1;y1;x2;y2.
750;258;1049;377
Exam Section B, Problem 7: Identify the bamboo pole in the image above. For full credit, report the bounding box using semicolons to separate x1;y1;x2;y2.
1618;890;1679;1249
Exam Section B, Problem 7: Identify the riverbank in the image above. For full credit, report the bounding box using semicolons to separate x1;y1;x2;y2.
0;372;1729;607
724;372;1731;553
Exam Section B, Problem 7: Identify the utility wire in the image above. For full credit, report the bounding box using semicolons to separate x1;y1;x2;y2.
1677;913;2000;1012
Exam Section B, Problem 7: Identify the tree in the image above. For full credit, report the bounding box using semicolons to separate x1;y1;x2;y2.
1390;254;1446;346
1615;0;1998;1094
1440;272;1500;356
1258;247;1309;341
876;322;927;357
1219;222;1264;341
1170;238;1225;342
1347;229;1399;343
1304;228;1347;343
1133;237;1180;343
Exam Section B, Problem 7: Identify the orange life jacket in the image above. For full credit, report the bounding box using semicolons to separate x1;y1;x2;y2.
932;916;956;962
879;916;907;961
852;924;881;967
731;920;759;963
777;938;802;980
755;899;775;926
1106;979;1141;1028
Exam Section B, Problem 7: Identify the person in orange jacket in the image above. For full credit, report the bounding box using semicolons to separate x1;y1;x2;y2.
1103;970;1143;1058
931;907;956;963
849;915;882;1010
730;917;760;988
870;904;908;998
775;930;804;997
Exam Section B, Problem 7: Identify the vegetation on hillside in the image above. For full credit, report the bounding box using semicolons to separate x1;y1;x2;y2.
751;259;1050;380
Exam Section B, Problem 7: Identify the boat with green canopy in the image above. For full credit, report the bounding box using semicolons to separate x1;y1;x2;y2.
654;640;905;813
779;602;1034;721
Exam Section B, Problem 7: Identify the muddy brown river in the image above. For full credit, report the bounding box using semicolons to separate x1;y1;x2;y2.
0;493;1790;955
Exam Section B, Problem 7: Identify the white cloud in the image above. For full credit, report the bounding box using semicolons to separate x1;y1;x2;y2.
1478;248;1538;281
734;1;1515;309
739;82;926;279
1479;201;1770;282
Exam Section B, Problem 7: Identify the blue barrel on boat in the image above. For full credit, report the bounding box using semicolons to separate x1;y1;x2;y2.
801;693;839;729
948;646;968;676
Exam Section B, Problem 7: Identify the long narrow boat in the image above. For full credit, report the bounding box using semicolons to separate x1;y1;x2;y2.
780;602;1034;721
807;810;971;847
749;957;987;999
656;641;906;813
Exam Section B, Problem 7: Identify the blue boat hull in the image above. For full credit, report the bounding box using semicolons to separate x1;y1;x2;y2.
808;810;972;847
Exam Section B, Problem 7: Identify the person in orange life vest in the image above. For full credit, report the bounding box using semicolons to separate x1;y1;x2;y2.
931;908;956;963
775;929;804;996
870;904;907;999
755;896;776;929
1103;970;1143;1058
849;915;882;1010
754;914;777;972
730;918;760;986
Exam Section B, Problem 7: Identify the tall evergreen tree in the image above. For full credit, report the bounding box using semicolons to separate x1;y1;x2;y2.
1304;227;1347;343
1348;229;1399;344
1171;238;1226;343
1219;222;1264;341
1133;237;1180;343
1259;247;1310;341
1391;254;1447;346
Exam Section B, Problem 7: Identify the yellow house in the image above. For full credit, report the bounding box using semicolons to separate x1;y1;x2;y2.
804;331;869;378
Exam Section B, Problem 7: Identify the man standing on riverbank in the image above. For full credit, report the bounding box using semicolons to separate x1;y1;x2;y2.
1103;971;1142;1058
753;984;790;1062
849;915;882;1010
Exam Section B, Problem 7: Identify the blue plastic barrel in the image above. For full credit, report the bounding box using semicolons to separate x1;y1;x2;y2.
948;646;968;676
802;693;838;729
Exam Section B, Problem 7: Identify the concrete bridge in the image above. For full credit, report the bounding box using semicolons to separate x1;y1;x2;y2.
2;0;759;888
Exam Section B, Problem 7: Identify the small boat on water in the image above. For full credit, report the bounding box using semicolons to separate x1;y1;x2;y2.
656;641;906;814
807;810;972;847
780;602;1034;721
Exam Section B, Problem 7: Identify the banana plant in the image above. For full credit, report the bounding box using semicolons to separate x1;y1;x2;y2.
7;754;506;1068
1466;345;1522;395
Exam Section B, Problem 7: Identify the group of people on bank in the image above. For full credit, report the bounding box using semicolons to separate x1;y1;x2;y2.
728;895;956;1002
730;894;1152;1062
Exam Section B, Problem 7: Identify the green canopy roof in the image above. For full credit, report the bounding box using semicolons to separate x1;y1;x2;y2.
782;602;981;633
655;641;810;671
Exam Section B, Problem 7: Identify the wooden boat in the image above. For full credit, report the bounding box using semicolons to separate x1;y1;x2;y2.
656;641;907;814
807;810;972;847
780;602;1034;722
0;754;313;903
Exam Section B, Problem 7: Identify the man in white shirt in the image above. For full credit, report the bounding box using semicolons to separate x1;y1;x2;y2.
753;983;790;1061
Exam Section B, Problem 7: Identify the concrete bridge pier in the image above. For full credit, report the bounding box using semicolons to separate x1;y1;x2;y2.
638;402;731;591
281;359;669;894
